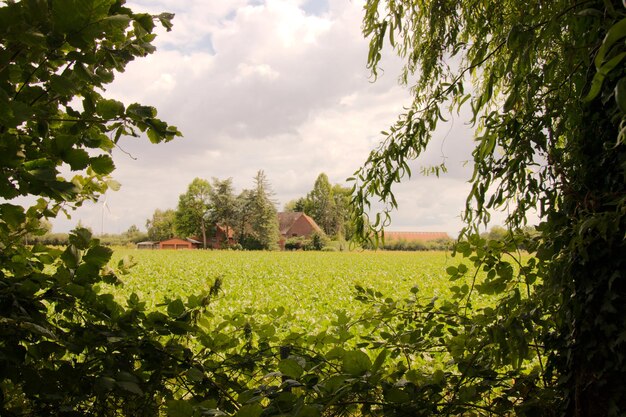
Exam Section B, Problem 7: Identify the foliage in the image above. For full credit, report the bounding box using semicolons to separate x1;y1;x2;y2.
307;173;336;234
363;237;453;251
287;173;355;239
101;246;542;417
208;177;237;244
0;0;198;414
244;170;280;250
145;208;176;241
283;231;329;251
175;177;212;247
350;0;626;415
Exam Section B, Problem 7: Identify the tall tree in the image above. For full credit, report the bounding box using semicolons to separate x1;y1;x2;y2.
307;173;337;235
145;208;176;241
248;170;280;250
234;188;256;246
209;177;237;245
353;0;626;415
175;178;212;248
331;183;354;240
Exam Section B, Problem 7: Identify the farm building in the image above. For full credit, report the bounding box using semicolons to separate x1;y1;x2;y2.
158;238;200;250
136;241;159;249
277;212;322;249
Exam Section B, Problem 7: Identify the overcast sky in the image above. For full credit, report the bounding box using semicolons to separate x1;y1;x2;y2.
50;0;493;237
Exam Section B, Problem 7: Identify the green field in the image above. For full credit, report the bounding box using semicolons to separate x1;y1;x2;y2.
107;250;474;330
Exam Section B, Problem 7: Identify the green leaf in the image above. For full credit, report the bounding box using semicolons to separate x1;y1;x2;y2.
236;404;263;417
96;99;125;119
595;17;626;69
64;149;90;170
166;400;194;417
127;103;156;119
0;204;25;228
83;245;112;268
279;358;304;379
167;299;185;318
584;52;626;102
615;78;626;114
94;376;116;395
106;179;121;191
52;0;115;33
342;350;371;376
90;155;115;175
116;380;143;396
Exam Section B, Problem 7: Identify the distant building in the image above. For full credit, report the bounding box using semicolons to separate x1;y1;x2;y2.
277;212;322;249
136;241;159;249
158;238;199;250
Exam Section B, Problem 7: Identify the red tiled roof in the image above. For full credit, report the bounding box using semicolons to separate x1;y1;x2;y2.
277;212;322;236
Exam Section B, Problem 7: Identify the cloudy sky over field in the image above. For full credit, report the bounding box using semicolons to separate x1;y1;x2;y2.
52;0;490;236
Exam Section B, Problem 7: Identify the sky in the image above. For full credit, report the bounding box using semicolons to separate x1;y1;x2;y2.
49;0;495;237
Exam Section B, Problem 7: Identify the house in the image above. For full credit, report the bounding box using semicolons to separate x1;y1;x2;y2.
277;212;322;249
382;231;450;242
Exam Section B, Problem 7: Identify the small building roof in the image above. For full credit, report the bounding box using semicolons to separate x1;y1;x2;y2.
277;212;322;235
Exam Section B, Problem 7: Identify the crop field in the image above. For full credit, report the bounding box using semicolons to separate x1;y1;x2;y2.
106;249;487;331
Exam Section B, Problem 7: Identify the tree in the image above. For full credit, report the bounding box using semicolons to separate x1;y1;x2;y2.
175;178;212;248
208;177;237;245
234;188;256;247
239;170;280;250
352;0;626;415
331;183;354;240
284;197;308;213
124;224;144;243
145;208;176;241
0;1;213;415
307;173;337;235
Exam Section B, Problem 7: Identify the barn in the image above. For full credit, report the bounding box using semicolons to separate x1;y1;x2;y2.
158;238;200;250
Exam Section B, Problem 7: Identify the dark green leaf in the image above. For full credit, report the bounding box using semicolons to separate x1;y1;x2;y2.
90;155;115;175
342;350;371;376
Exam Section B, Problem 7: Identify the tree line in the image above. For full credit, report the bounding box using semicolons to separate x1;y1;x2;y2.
146;170;279;250
146;172;355;249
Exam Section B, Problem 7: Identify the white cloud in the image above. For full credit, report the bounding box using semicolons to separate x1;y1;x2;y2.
47;0;483;238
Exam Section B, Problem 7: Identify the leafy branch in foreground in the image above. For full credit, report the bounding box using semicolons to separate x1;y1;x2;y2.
350;1;626;415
